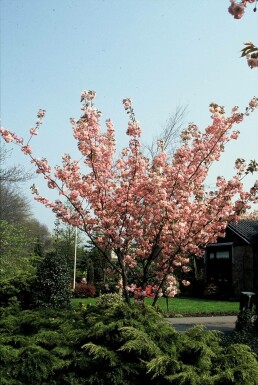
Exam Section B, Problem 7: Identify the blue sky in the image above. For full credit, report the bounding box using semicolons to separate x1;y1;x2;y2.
1;0;258;230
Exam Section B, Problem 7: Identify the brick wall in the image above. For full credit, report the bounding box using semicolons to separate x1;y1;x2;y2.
232;245;254;294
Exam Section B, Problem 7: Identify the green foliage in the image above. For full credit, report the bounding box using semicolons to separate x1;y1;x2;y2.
118;326;161;356
80;301;258;385
236;309;257;333
0;301;258;384
213;343;258;385
222;330;258;357
147;326;258;385
80;245;119;295
33;252;71;309
0;308;87;385
0;220;36;279
96;292;124;306
0;271;35;309
53;219;85;272
24;218;52;257
79;301;173;384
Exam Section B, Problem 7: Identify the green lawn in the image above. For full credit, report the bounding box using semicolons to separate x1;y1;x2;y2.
72;296;239;316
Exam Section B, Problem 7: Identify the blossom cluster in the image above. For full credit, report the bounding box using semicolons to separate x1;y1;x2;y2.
247;56;258;68
228;0;256;19
228;1;258;69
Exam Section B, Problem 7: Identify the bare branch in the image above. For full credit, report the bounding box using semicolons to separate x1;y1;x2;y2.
0;143;34;184
143;105;188;160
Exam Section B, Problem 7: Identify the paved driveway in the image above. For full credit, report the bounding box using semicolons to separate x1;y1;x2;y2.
166;315;237;333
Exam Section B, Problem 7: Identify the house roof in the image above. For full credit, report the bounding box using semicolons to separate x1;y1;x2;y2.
228;220;258;244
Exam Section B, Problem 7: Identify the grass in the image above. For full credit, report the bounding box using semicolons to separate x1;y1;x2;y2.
71;296;239;317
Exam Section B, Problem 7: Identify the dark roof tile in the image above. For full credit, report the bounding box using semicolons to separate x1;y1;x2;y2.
228;220;258;243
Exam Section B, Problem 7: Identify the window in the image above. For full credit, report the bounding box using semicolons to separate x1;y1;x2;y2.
209;250;230;260
206;245;232;289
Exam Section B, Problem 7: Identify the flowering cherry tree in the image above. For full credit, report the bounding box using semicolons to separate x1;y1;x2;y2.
1;91;258;304
228;0;258;68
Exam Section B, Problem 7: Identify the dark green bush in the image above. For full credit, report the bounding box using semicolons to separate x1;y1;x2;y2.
0;272;35;309
222;330;258;357
32;252;71;309
235;309;257;333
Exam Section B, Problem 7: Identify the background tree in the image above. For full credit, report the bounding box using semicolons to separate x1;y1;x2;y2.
0;184;32;223
0;143;33;222
0;142;52;255
53;218;86;281
78;243;120;294
0;142;33;185
0;220;37;279
0;141;52;312
144;105;187;159
0;223;37;309
26;218;52;257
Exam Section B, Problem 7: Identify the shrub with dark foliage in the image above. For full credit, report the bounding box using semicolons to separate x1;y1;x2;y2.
32;252;71;309
73;283;96;298
236;309;257;333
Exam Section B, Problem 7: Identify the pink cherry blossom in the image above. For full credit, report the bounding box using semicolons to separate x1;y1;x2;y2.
47;180;56;189
247;57;258;68
1;90;258;304
21;145;32;155
29;127;38;136
228;0;245;19
227;2;258;69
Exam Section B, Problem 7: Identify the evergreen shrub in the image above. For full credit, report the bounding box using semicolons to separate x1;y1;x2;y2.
223;330;258;357
32;252;71;309
81;300;258;385
1;298;258;384
96;292;123;306
0;308;87;385
235;309;257;333
0;272;35;309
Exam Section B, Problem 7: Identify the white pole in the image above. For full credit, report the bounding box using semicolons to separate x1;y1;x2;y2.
73;227;78;291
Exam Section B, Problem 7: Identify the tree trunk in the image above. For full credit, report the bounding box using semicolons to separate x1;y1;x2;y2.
118;254;130;305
